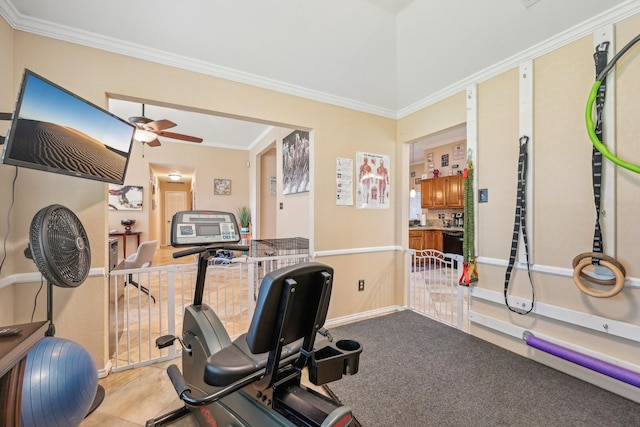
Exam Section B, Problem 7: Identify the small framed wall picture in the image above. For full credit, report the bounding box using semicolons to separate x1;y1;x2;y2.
214;179;231;195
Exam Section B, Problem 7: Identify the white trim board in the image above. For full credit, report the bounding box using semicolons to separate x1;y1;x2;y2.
476;256;640;289
469;311;640;373
313;245;402;258
469;286;640;343
0;267;106;291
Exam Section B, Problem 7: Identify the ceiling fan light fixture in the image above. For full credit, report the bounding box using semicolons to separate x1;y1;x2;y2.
135;129;158;143
168;172;182;181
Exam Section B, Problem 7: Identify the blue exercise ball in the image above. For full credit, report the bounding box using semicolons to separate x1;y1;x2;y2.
21;337;98;427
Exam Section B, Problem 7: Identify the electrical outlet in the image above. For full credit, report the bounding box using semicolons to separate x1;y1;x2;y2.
358;280;365;291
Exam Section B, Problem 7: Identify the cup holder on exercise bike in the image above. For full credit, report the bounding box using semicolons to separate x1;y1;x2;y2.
309;339;362;386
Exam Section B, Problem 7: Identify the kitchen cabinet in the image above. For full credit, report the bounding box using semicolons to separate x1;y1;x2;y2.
409;230;424;250
421;179;434;208
421;176;464;209
424;230;443;252
409;229;443;252
433;178;447;208
446;175;464;208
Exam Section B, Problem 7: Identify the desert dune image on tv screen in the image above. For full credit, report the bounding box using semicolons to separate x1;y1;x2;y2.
6;72;134;182
8;119;128;181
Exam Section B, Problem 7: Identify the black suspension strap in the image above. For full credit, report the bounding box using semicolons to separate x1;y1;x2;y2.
504;136;535;315
572;41;626;298
591;41;608;260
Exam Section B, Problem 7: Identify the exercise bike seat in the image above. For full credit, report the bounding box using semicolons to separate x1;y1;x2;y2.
204;262;333;389
203;336;302;386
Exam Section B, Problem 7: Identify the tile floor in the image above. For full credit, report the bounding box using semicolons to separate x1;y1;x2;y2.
81;359;198;426
84;246;201;425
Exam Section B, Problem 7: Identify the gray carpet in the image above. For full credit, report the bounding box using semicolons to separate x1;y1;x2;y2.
325;310;640;426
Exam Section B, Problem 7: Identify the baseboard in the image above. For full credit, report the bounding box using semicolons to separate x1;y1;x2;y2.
325;305;405;328
98;359;112;379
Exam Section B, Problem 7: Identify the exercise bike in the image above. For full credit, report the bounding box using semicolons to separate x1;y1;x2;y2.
146;210;362;427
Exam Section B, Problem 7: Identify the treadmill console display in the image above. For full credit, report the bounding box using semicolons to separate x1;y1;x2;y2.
171;210;240;247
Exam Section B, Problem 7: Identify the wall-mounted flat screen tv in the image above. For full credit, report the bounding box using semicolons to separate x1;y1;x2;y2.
0;69;135;185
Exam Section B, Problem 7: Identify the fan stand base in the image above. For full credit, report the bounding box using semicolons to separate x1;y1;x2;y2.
86;385;105;417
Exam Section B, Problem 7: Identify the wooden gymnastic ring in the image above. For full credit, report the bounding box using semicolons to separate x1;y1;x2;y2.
571;252;626;286
572;258;625;298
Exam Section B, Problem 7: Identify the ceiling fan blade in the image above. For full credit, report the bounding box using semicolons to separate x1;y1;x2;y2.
145;119;177;132
147;138;162;147
158;131;203;143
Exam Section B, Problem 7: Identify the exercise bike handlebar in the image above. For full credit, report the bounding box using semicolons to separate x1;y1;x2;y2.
167;363;264;407
167;364;191;397
172;243;250;259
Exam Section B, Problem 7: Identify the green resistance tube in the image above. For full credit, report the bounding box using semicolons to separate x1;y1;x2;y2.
585;80;640;174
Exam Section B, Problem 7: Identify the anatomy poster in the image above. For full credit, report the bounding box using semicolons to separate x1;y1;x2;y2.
356;152;390;209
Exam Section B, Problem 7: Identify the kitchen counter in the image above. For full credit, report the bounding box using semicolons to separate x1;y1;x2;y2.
409;226;464;232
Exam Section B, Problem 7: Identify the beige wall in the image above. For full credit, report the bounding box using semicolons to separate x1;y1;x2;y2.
251;126;310;240
421;140;467;179
0;16;15;323
4;11;640;400
108;141;251;245
477;22;640;400
397;14;640;401
0;25;402;367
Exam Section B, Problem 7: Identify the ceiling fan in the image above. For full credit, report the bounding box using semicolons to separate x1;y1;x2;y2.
129;104;203;147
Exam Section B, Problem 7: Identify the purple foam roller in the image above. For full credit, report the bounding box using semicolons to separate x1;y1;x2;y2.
524;332;640;388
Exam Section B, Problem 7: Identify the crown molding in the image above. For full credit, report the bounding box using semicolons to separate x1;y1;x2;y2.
398;0;640;118
2;0;640;120
0;0;397;119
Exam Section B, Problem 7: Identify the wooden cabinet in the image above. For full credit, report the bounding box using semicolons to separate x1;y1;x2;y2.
446;175;464;208
409;229;443;252
433;177;447;208
421;176;464;209
424;230;443;252
409;230;424;250
420;179;434;208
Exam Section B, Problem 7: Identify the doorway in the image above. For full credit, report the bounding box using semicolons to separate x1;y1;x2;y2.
258;144;277;239
163;190;187;246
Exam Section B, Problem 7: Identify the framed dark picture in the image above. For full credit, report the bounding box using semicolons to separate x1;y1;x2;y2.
214;179;231;195
410;171;416;177
283;130;310;194
415;178;421;185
